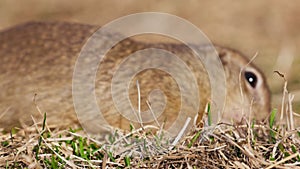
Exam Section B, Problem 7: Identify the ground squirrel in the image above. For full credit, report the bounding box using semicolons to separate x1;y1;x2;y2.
0;22;271;133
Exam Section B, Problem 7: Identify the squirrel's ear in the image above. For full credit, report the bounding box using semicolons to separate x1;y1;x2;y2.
217;49;230;66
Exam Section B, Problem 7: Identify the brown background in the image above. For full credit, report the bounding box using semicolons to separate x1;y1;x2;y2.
0;0;299;111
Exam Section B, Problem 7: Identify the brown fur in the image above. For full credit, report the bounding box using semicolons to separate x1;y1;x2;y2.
0;21;271;133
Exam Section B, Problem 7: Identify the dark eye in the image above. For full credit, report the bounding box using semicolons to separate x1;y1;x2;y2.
244;71;257;88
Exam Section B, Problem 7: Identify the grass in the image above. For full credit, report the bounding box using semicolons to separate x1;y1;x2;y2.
269;109;277;144
1;107;299;168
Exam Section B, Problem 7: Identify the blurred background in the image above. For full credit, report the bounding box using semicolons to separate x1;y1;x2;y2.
0;0;299;112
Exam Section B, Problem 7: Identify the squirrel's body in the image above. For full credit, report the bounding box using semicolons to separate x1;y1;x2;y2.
0;22;271;132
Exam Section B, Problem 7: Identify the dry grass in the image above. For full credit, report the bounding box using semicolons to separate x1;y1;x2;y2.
1;106;299;168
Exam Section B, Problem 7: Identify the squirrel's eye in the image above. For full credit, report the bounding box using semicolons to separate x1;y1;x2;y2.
244;71;257;88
